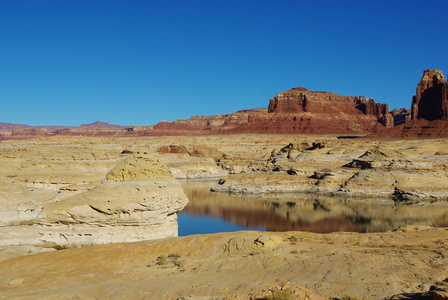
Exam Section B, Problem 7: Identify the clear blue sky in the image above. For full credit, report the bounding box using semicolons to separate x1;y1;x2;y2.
1;0;447;126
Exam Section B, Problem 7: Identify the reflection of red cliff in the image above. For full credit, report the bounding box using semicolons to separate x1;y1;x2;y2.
183;205;363;234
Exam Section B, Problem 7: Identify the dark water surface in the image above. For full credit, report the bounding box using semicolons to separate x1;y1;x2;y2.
177;180;448;236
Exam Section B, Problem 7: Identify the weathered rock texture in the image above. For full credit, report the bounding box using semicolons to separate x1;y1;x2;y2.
10;70;448;138
374;69;448;138
39;153;187;228
268;87;393;128
1;135;448;299
155;144;227;179
230;87;391;134
148;108;267;135
412;69;448;121
1;227;447;299
150;88;394;135
0;149;188;248
390;108;411;126
211;137;448;202
149;88;393;135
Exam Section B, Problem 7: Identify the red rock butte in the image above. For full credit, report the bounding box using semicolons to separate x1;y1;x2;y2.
268;87;389;120
265;86;393;131
375;69;448;138
144;87;394;135
411;69;448;121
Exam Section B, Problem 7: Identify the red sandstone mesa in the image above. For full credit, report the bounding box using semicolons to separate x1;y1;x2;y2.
268;87;391;123
264;87;393;132
148;87;393;135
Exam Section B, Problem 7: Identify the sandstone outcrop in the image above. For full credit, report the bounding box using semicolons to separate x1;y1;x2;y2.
1;121;129;139
148;108;267;136
0;150;188;248
54;126;131;137
211;138;448;202
2;135;448;251
412;69;448;121
390;108;411;126
1;228;448;299
1;135;448;299
9;70;448;138
155;143;227;178
217;88;394;135
378;70;448;138
430;278;448;300
268;87;393;128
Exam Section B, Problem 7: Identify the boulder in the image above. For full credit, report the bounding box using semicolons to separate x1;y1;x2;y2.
32;153;189;247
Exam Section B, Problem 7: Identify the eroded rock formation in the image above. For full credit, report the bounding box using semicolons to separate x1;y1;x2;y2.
374;69;448;137
390;108;411;126
268;87;393;128
412;69;448;121
1;228;448;299
0;152;188;248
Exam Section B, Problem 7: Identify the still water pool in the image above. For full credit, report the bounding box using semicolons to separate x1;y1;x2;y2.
177;180;448;236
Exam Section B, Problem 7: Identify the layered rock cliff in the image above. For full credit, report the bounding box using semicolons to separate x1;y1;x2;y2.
411;69;448;121
376;69;448;137
150;88;394;135
268;87;392;127
390;108;411;126
262;87;393;133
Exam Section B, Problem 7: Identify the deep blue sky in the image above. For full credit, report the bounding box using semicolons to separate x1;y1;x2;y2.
1;0;447;126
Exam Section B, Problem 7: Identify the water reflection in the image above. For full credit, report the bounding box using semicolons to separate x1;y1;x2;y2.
178;180;448;236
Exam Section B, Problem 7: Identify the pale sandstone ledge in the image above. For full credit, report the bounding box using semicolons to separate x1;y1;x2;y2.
1;136;448;259
211;141;448;203
0;151;188;249
0;227;447;299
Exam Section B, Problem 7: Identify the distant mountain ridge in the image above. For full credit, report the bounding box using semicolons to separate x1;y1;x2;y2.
0;121;123;140
3;69;448;139
79;121;121;128
0;122;72;132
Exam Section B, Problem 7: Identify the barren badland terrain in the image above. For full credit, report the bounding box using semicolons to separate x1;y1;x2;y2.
2;70;448;299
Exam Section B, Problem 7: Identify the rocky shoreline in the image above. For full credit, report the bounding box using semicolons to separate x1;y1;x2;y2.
211;139;448;204
1;134;448;299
